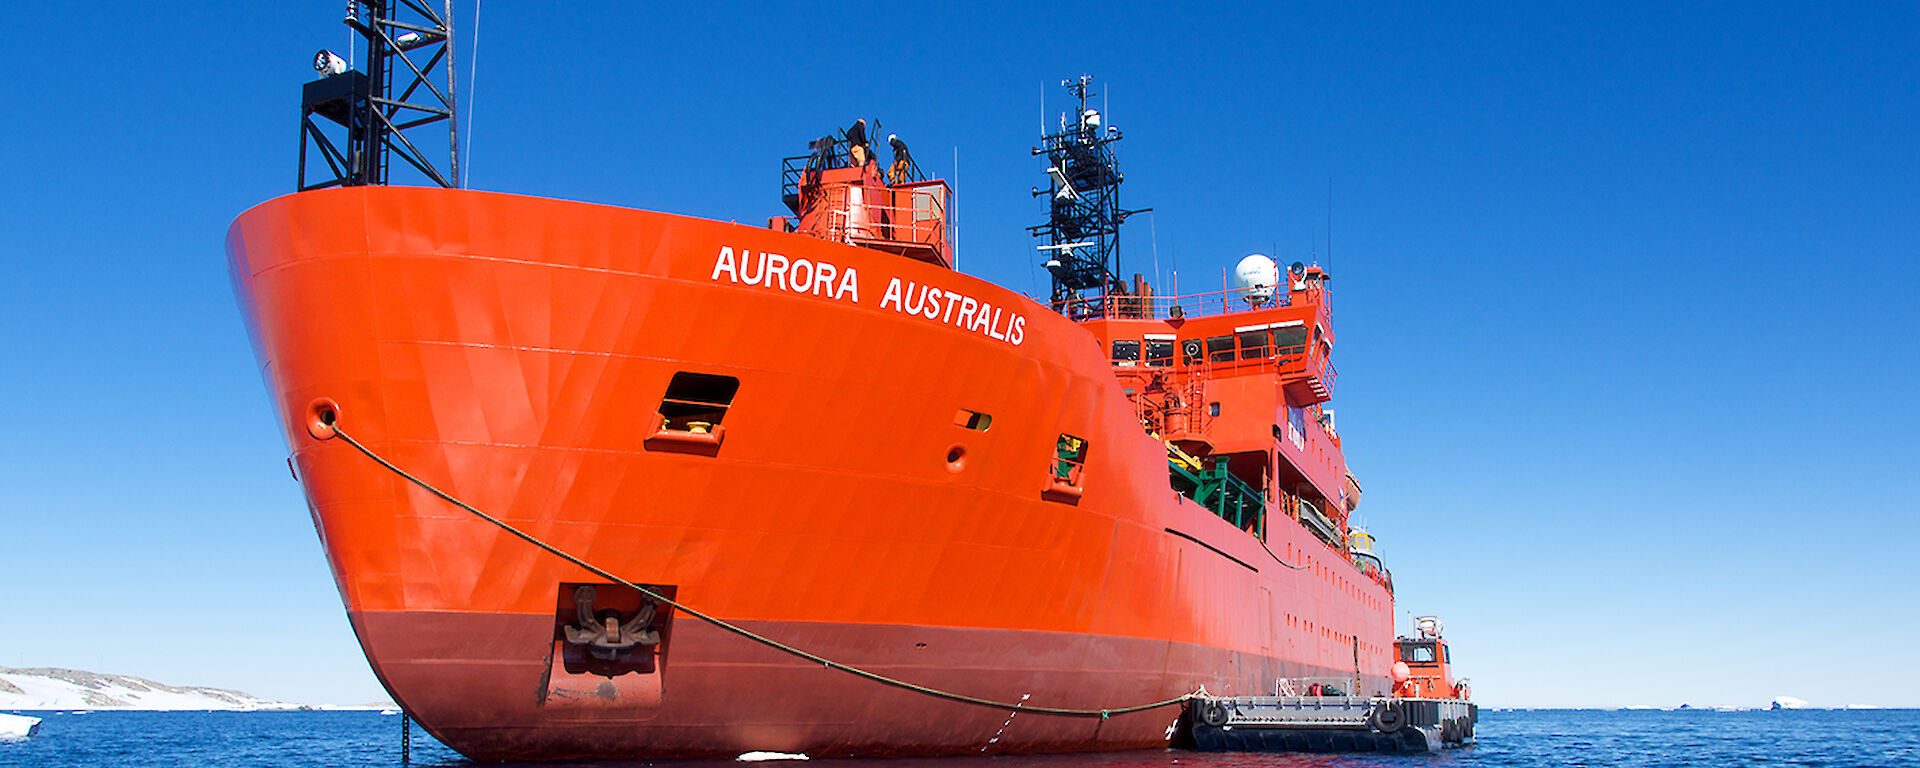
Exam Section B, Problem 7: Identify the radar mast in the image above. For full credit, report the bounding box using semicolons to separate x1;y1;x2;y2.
1030;76;1148;320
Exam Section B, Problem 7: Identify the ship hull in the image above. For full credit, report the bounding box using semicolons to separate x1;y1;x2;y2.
228;187;1394;760
354;610;1358;759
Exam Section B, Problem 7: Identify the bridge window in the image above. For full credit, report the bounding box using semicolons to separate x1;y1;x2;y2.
1238;330;1270;360
1145;339;1174;367
1111;339;1140;366
1207;335;1235;363
1182;339;1205;365
1275;326;1309;361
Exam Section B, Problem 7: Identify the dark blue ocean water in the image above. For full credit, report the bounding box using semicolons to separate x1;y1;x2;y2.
3;709;1917;768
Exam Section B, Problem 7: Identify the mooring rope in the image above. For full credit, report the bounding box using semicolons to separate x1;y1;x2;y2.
323;422;1199;718
1260;539;1311;571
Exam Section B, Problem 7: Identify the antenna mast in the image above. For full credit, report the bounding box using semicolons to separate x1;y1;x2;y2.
298;0;460;191
1029;75;1147;320
1321;181;1336;317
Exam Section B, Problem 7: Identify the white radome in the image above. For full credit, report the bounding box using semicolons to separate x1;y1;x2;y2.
1233;254;1280;300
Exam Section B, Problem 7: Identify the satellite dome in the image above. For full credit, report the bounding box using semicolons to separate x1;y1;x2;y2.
1232;253;1280;301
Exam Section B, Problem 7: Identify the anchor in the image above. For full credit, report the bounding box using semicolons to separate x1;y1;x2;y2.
561;585;661;661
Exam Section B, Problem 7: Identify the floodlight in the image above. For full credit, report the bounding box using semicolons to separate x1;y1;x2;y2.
313;49;349;76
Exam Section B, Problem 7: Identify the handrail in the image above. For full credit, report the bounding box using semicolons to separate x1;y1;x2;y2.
808;182;948;252
1055;283;1329;321
782;143;928;206
1131;343;1335;393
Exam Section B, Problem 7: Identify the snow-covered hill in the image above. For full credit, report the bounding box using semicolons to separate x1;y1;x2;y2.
0;668;292;710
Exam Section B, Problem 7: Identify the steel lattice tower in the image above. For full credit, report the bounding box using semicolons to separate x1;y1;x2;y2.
298;0;460;191
1030;76;1146;319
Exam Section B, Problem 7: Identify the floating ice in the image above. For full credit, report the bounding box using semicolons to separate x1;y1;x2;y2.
0;712;40;739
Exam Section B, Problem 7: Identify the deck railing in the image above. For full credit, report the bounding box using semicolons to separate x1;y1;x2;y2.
1055;284;1320;321
799;180;949;257
782;146;926;209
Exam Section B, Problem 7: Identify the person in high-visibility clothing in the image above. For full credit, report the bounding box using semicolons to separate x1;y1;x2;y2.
887;134;913;185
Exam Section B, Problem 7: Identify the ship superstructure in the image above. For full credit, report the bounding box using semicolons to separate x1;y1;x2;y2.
1395;617;1470;700
1026;79;1368;589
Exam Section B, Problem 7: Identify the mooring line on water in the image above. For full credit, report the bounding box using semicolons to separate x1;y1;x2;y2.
320;421;1200;719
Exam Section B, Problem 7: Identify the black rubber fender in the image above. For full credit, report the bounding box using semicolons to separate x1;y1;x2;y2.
1367;700;1406;734
1199;700;1231;727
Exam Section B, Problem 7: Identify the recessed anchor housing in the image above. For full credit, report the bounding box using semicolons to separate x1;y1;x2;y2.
561;585;662;661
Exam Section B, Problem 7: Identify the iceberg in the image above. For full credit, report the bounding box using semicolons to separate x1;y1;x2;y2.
1771;696;1810;710
0;712;41;738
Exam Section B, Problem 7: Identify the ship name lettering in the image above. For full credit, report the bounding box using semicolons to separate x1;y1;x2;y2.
714;250;1021;346
879;277;1026;347
710;246;860;303
921;288;940;319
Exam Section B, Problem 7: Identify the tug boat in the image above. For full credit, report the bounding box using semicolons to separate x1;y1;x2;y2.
1186;616;1476;753
230;9;1444;759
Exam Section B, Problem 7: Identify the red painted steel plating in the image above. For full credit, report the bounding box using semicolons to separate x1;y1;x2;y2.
227;186;1395;760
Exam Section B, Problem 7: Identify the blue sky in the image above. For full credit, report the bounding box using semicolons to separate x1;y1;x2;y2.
0;2;1914;708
